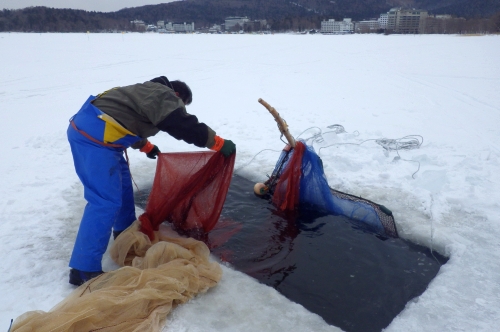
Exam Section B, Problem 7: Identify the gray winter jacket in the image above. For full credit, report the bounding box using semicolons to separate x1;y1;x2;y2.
92;81;216;149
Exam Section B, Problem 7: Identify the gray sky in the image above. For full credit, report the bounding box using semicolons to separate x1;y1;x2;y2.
0;0;177;12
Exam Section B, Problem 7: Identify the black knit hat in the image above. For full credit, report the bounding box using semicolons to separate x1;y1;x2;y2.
150;76;192;105
170;80;192;105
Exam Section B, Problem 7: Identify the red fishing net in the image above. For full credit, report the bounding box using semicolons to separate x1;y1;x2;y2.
139;151;236;240
271;142;305;211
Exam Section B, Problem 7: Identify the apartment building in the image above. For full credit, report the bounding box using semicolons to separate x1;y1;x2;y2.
320;18;354;34
387;8;428;34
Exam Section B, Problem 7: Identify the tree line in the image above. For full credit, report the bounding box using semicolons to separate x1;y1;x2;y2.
424;14;500;34
0;7;132;32
0;3;499;33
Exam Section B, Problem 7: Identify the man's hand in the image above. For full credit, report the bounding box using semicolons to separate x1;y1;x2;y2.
220;139;236;157
140;141;161;159
146;145;160;159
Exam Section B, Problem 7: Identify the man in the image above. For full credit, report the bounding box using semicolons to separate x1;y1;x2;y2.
67;76;235;286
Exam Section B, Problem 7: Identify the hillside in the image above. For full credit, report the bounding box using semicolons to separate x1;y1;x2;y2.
0;0;499;32
116;0;500;24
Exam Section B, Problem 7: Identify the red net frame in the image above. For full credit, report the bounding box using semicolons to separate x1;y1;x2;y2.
271;142;305;211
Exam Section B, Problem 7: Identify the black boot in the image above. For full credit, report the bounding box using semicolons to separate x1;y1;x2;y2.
69;268;104;286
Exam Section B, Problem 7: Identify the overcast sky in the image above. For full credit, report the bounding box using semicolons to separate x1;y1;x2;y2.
0;0;177;12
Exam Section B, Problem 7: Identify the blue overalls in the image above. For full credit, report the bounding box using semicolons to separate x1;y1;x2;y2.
67;96;142;272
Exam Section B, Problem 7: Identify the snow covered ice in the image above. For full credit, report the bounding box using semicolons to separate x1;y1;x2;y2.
0;32;499;331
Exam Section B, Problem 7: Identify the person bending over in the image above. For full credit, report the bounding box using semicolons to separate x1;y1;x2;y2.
67;76;235;286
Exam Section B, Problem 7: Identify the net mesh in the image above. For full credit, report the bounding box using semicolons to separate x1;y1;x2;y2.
140;151;235;239
11;222;222;332
271;142;304;210
268;141;398;238
11;151;235;332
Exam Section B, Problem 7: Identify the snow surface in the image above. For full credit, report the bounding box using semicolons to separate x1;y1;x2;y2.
0;32;499;331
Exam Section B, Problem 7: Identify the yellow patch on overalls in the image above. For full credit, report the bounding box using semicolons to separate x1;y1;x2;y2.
98;113;136;144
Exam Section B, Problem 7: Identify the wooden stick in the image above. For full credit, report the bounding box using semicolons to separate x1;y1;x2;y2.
258;98;296;148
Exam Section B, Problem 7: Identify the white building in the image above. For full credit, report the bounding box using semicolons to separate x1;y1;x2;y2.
157;21;193;33
378;14;388;29
225;17;250;31
320;18;354;34
172;22;195;33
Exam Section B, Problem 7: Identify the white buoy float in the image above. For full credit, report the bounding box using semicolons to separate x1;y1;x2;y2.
253;182;269;196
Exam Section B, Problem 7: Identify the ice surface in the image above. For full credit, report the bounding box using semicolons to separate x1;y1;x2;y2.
0;32;499;331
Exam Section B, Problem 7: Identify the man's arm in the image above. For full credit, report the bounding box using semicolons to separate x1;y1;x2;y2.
156;107;216;148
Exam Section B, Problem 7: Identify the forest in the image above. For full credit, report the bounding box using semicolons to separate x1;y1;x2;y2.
0;0;499;33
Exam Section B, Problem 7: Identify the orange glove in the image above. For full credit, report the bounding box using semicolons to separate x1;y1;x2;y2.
210;136;236;157
140;141;161;159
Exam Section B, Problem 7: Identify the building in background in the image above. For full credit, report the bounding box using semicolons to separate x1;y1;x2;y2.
173;22;195;33
320;18;354;34
386;8;428;34
164;22;173;31
209;24;222;33
157;21;193;33
378;13;389;29
435;14;452;19
130;19;146;31
243;20;268;32
355;19;380;33
225;17;250;31
424;14;464;34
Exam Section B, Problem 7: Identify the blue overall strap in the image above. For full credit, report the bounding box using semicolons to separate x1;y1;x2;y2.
70;95;143;149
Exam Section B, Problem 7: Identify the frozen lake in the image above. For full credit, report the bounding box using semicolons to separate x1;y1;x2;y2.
0;32;499;331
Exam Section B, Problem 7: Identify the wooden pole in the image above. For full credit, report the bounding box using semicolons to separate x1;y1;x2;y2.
258;98;296;148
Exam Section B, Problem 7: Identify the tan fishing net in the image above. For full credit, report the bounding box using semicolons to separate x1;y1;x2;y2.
11;220;222;332
12;151;235;331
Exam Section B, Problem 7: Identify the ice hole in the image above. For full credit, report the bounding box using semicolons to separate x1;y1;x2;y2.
135;174;448;332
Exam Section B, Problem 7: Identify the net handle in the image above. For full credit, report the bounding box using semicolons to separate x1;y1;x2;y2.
258;98;296;148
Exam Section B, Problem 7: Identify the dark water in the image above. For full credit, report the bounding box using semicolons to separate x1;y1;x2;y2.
135;174;448;332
